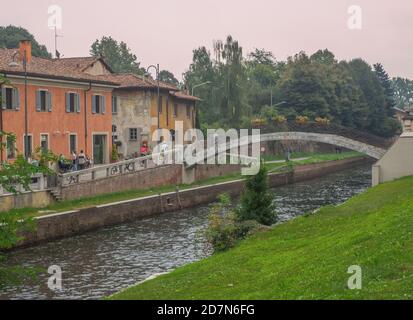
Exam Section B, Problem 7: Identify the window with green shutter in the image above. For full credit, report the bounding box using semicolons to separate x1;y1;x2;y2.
36;90;52;112
66;92;79;113
92;95;106;114
1;87;19;110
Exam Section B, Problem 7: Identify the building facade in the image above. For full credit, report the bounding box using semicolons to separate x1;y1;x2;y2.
98;73;199;158
0;40;199;163
0;41;118;164
394;107;413;133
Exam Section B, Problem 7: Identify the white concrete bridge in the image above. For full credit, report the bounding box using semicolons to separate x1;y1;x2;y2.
55;130;389;193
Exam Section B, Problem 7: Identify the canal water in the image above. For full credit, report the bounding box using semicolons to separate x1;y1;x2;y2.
0;164;372;300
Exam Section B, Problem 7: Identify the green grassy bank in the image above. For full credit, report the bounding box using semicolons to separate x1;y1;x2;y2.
110;174;413;300
3;152;362;219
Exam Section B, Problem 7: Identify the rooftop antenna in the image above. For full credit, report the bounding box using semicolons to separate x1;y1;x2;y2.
54;26;63;59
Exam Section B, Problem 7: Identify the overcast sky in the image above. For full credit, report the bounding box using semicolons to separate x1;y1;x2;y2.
1;0;412;79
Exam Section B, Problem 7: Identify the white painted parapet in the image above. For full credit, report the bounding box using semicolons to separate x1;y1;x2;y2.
372;133;413;186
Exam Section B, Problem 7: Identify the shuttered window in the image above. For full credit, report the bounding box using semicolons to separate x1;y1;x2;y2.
1;87;20;110
36;90;52;112
92;95;106;114
65;92;80;113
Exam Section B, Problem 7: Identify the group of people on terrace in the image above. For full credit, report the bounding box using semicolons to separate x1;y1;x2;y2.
58;151;93;173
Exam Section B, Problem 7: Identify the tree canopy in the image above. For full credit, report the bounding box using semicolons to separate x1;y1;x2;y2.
158;70;179;86
392;77;413;110
184;37;402;137
90;36;145;75
0;25;51;58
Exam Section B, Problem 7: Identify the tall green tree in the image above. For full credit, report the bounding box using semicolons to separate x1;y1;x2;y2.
392;77;413;110
184;46;217;126
246;49;284;115
277;52;330;119
0;25;51;58
90;36;145;75
374;63;396;116
348;59;399;137
216;36;249;126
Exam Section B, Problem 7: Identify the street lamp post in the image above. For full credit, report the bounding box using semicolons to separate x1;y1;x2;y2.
191;81;211;96
9;50;28;160
146;64;160;129
191;81;211;129
273;101;287;108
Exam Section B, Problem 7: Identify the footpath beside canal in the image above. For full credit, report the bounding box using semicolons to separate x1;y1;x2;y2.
16;156;370;248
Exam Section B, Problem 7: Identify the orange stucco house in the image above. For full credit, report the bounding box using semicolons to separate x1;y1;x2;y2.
0;40;118;164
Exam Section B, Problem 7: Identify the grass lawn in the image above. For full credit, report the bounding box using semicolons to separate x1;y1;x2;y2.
5;151;363;219
109;175;413;300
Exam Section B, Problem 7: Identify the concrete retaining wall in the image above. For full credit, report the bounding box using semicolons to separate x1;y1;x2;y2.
15;156;369;248
0;190;53;212
60;164;243;201
194;164;242;181
372;133;413;186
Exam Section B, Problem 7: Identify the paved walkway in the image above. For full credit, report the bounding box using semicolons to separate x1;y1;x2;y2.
265;157;309;164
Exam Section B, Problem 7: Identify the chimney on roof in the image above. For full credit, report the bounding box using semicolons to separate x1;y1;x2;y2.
19;40;32;64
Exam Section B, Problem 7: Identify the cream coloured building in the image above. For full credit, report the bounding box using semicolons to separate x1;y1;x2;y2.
98;73;199;158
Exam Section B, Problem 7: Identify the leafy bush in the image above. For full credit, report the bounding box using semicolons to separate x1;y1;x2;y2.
259;105;278;120
111;145;119;162
205;194;261;253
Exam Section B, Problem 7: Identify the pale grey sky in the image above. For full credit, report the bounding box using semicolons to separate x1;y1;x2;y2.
1;0;412;79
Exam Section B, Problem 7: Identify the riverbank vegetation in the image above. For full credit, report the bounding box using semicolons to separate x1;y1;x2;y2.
3;151;362;219
0;128;56;288
110;175;413;300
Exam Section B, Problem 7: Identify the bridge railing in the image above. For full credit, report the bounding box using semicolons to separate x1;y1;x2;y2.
58;150;177;187
58;144;257;187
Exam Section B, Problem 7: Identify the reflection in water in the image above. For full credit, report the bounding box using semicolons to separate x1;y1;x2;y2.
0;165;371;300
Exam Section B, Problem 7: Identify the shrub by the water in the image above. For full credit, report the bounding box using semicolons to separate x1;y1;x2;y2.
236;164;277;226
205;194;260;253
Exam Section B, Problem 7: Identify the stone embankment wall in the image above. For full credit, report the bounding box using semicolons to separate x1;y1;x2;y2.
16;157;369;248
59;164;242;201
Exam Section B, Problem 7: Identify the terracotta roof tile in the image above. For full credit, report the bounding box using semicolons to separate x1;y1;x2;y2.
99;73;200;101
170;90;201;102
55;56;114;73
0;49;118;85
97;73;180;91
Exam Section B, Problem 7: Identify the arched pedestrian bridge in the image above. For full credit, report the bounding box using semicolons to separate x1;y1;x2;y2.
57;126;390;191
259;132;387;159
